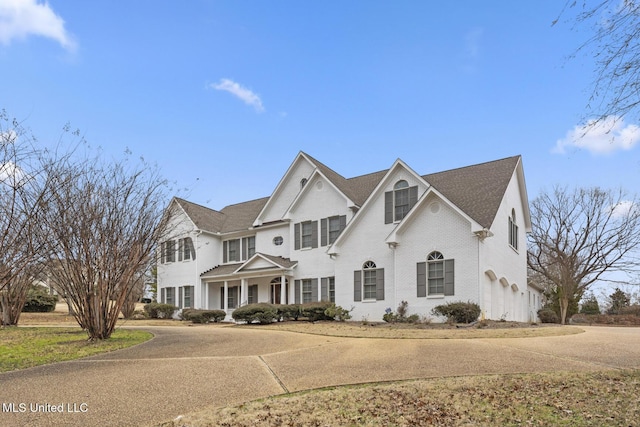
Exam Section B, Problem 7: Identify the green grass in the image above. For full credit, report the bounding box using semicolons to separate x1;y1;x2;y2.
0;327;152;372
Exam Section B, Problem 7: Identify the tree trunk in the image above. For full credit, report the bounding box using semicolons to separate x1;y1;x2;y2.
560;296;569;325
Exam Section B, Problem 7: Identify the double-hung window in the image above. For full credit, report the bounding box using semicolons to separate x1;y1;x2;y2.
321;216;346;246
178;237;195;261
161;240;176;263
294;221;318;250
509;209;519;250
417;251;455;297
385;180;418;223
302;279;313;303
353;261;384;301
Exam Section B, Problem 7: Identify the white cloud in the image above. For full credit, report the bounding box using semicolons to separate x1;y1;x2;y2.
553;116;640;155
610;200;637;219
209;78;265;113
0;0;76;51
0;161;25;183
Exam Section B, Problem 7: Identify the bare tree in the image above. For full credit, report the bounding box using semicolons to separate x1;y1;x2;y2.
556;1;640;124
0;111;52;326
42;150;171;340
528;186;640;324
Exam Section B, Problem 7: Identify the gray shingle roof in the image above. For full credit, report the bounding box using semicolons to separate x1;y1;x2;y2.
423;156;520;229
175;154;521;235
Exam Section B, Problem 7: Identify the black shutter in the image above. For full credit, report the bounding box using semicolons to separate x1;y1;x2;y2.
354;271;361;302
321;277;328;301
311;278;318;302
295;280;301;304
311;220;318;248
242;237;247;260
339;215;347;233
178;239;183;262
223;241;228;263
220;287;224;309
294;223;300;250
417;262;426;297
321;218;327;246
409;186;418;210
384;191;393;224
376;268;385;300
444;259;455;296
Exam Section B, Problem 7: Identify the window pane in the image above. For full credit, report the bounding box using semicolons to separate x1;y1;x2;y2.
301;222;313;248
363;270;377;299
228;239;239;262
395;188;409;221
302;279;313;303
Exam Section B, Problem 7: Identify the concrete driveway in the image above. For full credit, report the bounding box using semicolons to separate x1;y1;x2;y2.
0;325;638;427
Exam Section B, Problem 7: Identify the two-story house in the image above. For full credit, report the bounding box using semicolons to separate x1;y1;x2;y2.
157;152;541;322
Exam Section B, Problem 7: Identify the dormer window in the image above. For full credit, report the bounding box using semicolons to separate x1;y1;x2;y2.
384;180;418;223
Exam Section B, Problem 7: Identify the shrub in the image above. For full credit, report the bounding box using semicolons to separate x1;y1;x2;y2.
619;305;640;316
131;310;148;320
181;309;226;323
232;303;278;324
537;307;559;323
324;304;352;321
299;302;334;321
144;302;177;319
383;301;417;323
275;304;301;321
22;286;58;312
431;301;481;324
580;294;601;315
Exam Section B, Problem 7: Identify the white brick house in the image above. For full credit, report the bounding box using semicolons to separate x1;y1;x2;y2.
157;152;541;322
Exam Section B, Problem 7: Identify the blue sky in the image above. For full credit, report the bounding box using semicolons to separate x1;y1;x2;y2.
1;0;638;211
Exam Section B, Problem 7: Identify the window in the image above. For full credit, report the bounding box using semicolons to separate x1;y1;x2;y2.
353;262;384;301
417;251;455;297
178;237;195;261
300;178;308;188
183;286;193;308
248;285;258;304
228;286;238;309
427;252;444;295
223;236;256;263
161;240;176;263
165;287;175;305
321;215;346;246
294;278;317;303
509;209;519;250
322;277;335;302
302;279;313;303
242;236;256;259
273;236;283;246
294;220;318;250
385;181;418;223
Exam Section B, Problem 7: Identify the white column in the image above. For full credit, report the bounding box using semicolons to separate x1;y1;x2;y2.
280;274;287;304
241;278;248;306
223;281;229;311
203;281;209;310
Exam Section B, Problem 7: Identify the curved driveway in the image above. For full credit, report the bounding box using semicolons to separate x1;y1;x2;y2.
0;325;639;426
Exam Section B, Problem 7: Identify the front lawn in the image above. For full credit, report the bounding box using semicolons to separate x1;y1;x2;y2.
0;327;153;372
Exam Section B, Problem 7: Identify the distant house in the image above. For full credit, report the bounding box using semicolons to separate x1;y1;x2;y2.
157;152;540;322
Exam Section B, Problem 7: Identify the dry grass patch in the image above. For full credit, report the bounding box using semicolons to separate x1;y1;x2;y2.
160;370;640;427
245;321;583;339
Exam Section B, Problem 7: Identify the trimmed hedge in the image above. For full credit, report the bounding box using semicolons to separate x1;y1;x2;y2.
181;309;226;323
537;307;559;323
232;303;278;324
275;304;301;321
22;287;58;312
432;301;481;324
299;302;334;321
144;302;177;319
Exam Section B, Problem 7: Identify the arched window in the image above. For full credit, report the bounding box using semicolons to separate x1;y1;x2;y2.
394;180;410;220
509;209;518;250
363;261;377;300
427;251;444;295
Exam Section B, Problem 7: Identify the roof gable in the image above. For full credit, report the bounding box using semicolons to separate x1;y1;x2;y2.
423;156;521;229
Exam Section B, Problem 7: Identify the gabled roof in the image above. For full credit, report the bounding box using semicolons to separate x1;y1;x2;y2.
423;156;520;229
174;197;269;234
173;154;524;237
200;254;297;279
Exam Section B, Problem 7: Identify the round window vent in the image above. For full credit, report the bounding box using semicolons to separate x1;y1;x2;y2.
430;202;441;214
273;236;283;246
